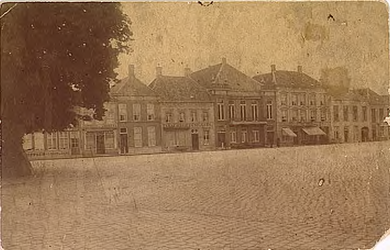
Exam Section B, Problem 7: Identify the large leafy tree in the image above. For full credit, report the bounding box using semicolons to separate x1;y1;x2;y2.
1;3;132;177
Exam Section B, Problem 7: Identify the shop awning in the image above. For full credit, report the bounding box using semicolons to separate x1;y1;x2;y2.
302;127;326;136
282;128;297;137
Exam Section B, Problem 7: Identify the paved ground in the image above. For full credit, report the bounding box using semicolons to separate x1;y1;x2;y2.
2;141;390;250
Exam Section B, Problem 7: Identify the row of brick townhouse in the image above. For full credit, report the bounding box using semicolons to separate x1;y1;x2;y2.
23;58;390;159
253;65;331;146
329;88;390;143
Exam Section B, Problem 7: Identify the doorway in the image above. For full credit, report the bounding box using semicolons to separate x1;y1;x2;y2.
120;134;128;154
70;138;80;155
96;133;105;154
191;131;199;150
217;132;226;148
361;127;369;142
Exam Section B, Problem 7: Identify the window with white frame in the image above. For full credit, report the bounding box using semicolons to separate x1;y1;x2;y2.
309;93;316;106
165;112;172;123
47;132;58;150
179;112;185;122
362;106;367;122
253;130;260;142
133;103;141;121
229;101;235;120
231;131;236;143
134;127;142;147
321;109;326;121
58;132;69;149
105;131;115;149
281;110;287;122
217;101;225;120
299;93;306;106
266;100;273;119
300;110;306;122
333;105;340;122
310;109;317;122
147;126;156;147
241;130;247;143
118;103;127;122
343;106;349;122
291;93;298;106
319;94;325;106
191;111;197;122
280;93;287;106
291;109;298;122
240;101;246;121
334;126;339;139
203;130;210;145
202;111;209;122
251;102;258;121
147;104;155;121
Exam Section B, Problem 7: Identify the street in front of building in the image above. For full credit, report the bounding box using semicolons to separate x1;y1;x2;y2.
3;141;389;249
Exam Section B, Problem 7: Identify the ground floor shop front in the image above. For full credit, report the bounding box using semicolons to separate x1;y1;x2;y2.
215;122;267;149
279;126;329;146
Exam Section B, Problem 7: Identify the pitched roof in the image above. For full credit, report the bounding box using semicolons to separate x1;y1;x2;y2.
110;76;157;97
353;88;388;105
253;71;321;89
190;63;261;92
329;89;365;102
149;76;212;102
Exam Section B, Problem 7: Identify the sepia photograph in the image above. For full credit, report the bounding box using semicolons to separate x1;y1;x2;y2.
1;1;390;249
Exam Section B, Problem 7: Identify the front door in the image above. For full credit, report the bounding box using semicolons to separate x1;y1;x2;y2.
191;133;199;150
217;132;226;148
361;127;369;142
70;138;80;155
120;134;128;154
96;133;105;154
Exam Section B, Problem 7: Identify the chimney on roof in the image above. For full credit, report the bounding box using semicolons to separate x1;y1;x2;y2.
156;66;162;77
128;64;135;81
222;57;227;64
184;67;192;77
271;64;277;83
297;65;302;73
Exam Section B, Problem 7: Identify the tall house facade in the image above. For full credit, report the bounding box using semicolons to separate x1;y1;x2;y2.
149;68;215;152
254;65;331;146
190;58;267;149
328;90;370;143
110;65;162;155
329;88;390;143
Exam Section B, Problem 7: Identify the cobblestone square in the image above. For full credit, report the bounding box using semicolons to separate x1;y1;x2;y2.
2;142;390;249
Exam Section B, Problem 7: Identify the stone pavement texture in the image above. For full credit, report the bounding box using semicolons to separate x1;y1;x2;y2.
2;141;390;250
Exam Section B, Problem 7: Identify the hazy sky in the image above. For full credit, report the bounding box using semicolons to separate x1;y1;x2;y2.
117;1;389;94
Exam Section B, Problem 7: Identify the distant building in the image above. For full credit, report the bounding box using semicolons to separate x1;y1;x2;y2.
23;65;162;159
254;65;330;146
327;89;370;143
110;65;162;155
190;58;267;149
149;67;215;152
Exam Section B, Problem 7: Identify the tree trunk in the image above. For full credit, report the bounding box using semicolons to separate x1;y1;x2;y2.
1;120;33;179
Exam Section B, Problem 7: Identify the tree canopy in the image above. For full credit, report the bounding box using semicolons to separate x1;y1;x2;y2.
1;3;132;177
1;2;132;134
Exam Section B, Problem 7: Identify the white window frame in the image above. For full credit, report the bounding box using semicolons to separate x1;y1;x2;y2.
134;127;143;148
253;130;260;142
133;103;141;121
147;104;155;121
147;126;156;147
251;103;258;121
118;103;127;122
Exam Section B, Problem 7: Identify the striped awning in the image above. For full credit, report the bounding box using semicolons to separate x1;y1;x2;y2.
302;127;326;136
282;128;297;137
